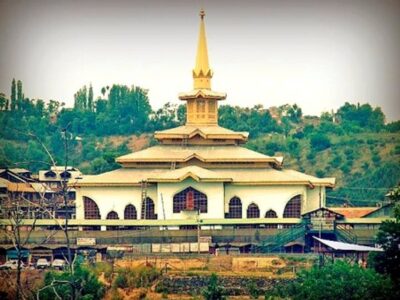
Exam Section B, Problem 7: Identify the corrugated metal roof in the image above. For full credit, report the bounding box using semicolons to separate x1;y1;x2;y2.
313;237;383;252
330;207;378;218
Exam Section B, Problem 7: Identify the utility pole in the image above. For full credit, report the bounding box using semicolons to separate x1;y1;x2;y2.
197;209;200;255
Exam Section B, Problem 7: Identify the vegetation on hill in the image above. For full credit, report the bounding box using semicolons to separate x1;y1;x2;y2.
265;260;396;300
1;79;399;206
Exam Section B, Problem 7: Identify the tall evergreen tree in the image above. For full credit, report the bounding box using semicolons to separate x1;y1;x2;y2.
0;93;7;110
88;84;93;112
10;78;16;111
17;80;23;110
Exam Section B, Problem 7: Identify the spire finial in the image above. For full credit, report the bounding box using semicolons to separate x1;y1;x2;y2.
200;9;205;19
193;9;212;89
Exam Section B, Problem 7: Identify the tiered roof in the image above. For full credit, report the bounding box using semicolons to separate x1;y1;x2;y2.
75;9;336;189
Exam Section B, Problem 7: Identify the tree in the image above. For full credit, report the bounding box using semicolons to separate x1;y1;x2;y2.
17;80;23;110
37;264;105;300
310;132;331;151
370;185;400;288
88;84;94;112
0;93;7;110
336;102;385;131
11;78;16;111
1;174;57;300
287;103;302;123
202;273;226;300
265;261;395;300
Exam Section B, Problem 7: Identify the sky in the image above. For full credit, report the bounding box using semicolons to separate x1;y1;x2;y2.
0;0;399;121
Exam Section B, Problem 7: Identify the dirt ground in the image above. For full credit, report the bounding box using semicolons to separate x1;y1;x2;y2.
108;255;309;299
116;255;294;275
0;269;45;300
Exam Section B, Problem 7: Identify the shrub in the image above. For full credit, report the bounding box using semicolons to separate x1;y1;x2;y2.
395;145;400;155
340;164;351;174
310;133;331;151
372;153;381;165
112;266;160;289
316;169;325;178
265;261;395;300
247;279;261;299
202;273;226;300
38;265;105;300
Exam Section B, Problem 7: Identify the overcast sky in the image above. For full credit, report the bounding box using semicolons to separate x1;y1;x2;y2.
0;0;399;121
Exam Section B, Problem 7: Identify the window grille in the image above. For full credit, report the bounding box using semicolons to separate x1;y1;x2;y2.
124;204;137;219
106;211;119;231
83;197;100;219
141;197;157;219
83;197;101;230
226;197;242;218
265;209;278;229
283;195;301;218
265;209;277;218
173;187;207;213
247;203;260;218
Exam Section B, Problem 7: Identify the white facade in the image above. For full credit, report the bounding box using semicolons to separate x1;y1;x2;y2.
75;179;326;224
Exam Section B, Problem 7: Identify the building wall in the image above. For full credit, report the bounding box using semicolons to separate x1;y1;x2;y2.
75;185;157;220
224;184;308;218
157;178;225;220
75;182;325;221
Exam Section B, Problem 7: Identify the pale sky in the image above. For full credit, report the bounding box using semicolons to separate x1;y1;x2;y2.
0;0;399;121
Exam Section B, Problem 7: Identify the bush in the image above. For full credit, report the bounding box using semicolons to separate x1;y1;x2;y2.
329;154;342;168
112;266;160;289
247;279;261;299
315;169;325;178
310;133;331;151
265;261;395;300
38;265;105;300
202;273;226;300
372;153;381;165
340;164;351;175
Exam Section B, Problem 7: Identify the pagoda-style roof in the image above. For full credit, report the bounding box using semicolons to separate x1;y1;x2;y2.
74;167;335;187
154;125;248;144
147;166;231;183
116;144;283;166
178;89;226;101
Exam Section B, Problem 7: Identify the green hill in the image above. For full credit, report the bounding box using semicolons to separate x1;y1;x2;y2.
1;81;399;207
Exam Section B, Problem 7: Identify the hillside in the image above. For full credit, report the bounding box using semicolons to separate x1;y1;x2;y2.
1;81;399;207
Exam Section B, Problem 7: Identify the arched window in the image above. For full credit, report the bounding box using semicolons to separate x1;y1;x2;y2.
173;187;207;213
265;210;277;218
124;204;137;219
141;197;157;220
265;209;278;229
106;211;119;230
83;197;100;230
83;197;100;219
106;211;119;220
283;195;301;218
226;197;242;219
247;203;260;218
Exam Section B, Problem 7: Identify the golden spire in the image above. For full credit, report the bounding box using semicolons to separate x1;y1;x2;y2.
193;9;213;89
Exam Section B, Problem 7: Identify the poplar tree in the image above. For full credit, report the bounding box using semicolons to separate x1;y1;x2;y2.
11;78;16;111
88;84;93;111
17;80;23;110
